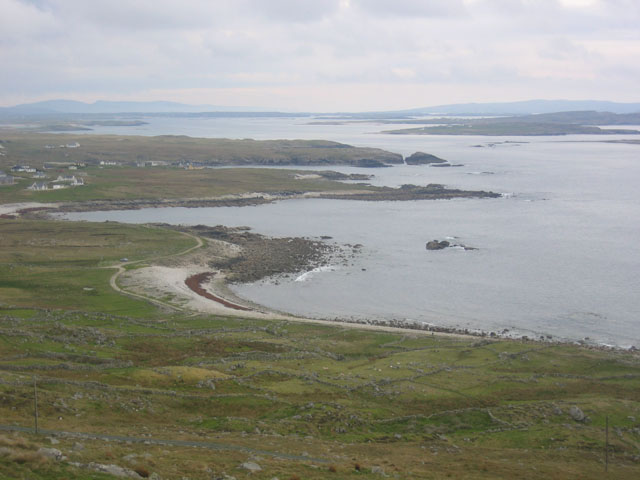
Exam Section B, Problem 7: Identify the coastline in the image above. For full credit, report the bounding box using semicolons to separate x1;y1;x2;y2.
3;202;636;350
176;259;631;350
2;181;501;218
185;272;252;311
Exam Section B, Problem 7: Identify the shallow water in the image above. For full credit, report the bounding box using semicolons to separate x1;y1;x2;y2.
63;117;640;347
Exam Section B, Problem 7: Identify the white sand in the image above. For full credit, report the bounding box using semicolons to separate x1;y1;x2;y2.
120;263;466;338
0;202;60;215
120;265;285;319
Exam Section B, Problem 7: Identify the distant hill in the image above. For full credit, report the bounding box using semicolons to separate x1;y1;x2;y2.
0;100;275;115
382;110;640;136
401;100;640;116
3;98;640;118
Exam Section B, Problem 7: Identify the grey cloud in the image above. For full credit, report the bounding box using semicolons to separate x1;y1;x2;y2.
538;37;597;61
350;0;467;17
472;0;640;33
244;0;341;22
15;0;342;31
14;0;222;30
1;0;639;108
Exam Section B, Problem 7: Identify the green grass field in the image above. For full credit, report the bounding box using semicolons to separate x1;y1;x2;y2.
0;132;400;170
0;219;195;315
0;219;639;479
0;165;376;204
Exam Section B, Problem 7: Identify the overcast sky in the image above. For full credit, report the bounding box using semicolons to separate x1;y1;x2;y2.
1;0;639;111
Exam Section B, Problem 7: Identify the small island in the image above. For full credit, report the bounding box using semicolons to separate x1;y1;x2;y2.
382;110;640;136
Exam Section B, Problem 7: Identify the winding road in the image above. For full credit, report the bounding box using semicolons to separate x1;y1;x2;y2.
107;229;204;312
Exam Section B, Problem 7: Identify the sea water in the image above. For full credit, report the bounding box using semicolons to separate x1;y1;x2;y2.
63;117;640;347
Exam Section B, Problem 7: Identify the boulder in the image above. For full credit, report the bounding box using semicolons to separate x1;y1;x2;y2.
241;461;262;472
569;405;585;422
85;462;142;478
37;447;65;461
426;240;450;250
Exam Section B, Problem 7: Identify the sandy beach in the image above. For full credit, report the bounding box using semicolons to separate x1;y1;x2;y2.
0;202;60;216
116;259;470;339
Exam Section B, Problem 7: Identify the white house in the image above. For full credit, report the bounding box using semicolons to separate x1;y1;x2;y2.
55;175;76;182
27;182;48;191
53;175;84;186
11;165;36;173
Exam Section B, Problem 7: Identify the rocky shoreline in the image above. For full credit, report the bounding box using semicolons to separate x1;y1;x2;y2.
12;182;500;218
320;183;500;201
53;196;275;213
170;224;358;284
162;225;624;348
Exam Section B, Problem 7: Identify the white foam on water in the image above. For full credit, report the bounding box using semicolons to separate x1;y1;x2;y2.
294;265;338;282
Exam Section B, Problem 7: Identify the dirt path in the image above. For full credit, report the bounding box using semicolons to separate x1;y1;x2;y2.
106;227;469;339
107;229;204;311
0;424;328;463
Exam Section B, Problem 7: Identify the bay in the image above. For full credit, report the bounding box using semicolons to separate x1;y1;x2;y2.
64;116;640;347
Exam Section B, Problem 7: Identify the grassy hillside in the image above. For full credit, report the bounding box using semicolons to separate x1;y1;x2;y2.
0;219;195;315
0;219;639;479
0;133;402;170
0;166;375;204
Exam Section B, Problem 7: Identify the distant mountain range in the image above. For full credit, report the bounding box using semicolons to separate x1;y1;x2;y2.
0;100;275;115
399;99;640;116
1;98;639;116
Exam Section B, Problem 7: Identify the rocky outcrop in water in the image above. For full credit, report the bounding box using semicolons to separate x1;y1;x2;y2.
405;152;448;165
426;240;450;250
426;239;478;251
322;184;500;202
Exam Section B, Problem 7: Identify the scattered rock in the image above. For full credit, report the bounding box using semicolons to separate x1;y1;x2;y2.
569;405;585;422
371;465;388;476
196;378;216;390
426;239;478;251
240;461;262;472
86;463;143;478
37;447;65;461
70;462;135;477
